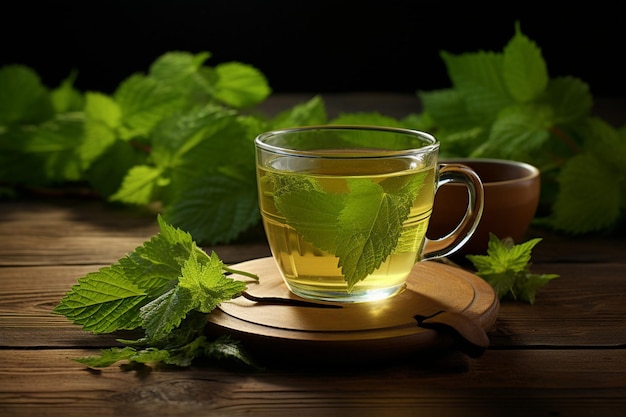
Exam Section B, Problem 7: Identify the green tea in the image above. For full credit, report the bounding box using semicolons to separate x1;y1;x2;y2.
257;154;436;302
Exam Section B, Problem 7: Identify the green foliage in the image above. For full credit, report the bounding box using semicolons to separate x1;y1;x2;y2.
0;52;274;244
467;234;559;304
1;22;624;242
53;216;256;368
417;22;625;235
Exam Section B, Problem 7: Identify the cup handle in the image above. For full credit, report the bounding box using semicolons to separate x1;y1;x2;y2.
423;163;484;260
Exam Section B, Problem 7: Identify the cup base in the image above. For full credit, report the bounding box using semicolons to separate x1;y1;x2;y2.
285;282;407;303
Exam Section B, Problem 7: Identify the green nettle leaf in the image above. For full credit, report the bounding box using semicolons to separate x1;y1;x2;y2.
74;346;141;368
467;234;559;304
85;139;146;198
84;92;122;129
515;273;559;305
113;74;187;139
212;62;272;108
337;173;427;288
0;65;54;124
22;117;86;182
479;271;517;300
278;194;345;253
470;236;540;274
335;179;401;288
178;250;247;312
400;112;438;136
149;51;211;84
151;106;244;170
84;328;253;369
164;335;209;367
50;72;84;113
164;172;260;244
473;104;552;158
581;117;626;172
140;286;195;342
440;50;513;120
274;174;344;254
545;77;593;124
202;335;257;367
154;211;197;251
110;165;164;205
419;88;481;130
502;23;549;102
80;92;122;167
274;171;426;289
131;216;209;290
550;153;621;234
80;333;255;368
80;118;118;169
271;95;328;129
52;265;149;333
116;235;191;296
125;347;173;364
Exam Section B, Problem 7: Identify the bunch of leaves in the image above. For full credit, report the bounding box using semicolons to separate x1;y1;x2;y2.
52;215;259;368
0;50;397;245
416;22;626;235
0;51;328;245
2;22;624;244
466;234;559;304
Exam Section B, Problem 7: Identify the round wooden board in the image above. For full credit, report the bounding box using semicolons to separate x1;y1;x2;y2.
206;257;499;365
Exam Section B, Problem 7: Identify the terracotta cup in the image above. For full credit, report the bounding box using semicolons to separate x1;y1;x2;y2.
427;158;541;256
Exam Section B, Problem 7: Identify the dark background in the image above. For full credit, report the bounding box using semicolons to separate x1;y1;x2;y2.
2;1;625;97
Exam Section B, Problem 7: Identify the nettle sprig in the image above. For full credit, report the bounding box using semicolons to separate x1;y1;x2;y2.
467;234;559;305
415;22;626;235
53;216;259;368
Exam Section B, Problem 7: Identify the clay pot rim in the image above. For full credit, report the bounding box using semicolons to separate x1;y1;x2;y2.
440;157;540;186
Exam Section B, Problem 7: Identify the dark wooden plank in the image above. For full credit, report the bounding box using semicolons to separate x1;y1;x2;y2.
524;227;626;264
0;200;270;266
0;199;158;266
490;262;626;346
0;349;624;417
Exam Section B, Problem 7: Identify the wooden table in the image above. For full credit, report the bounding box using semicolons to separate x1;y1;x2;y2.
1;94;626;416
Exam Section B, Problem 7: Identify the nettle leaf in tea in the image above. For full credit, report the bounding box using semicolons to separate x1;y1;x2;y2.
273;175;344;255
272;170;428;290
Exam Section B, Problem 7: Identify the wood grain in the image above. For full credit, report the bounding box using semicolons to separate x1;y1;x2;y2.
0;349;625;417
0;199;270;266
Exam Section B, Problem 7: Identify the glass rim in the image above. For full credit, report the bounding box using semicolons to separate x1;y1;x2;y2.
255;125;439;158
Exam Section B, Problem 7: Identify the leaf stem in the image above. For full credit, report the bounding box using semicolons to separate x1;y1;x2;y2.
222;265;259;281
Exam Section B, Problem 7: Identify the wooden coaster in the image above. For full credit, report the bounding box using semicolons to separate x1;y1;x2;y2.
206;257;499;364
